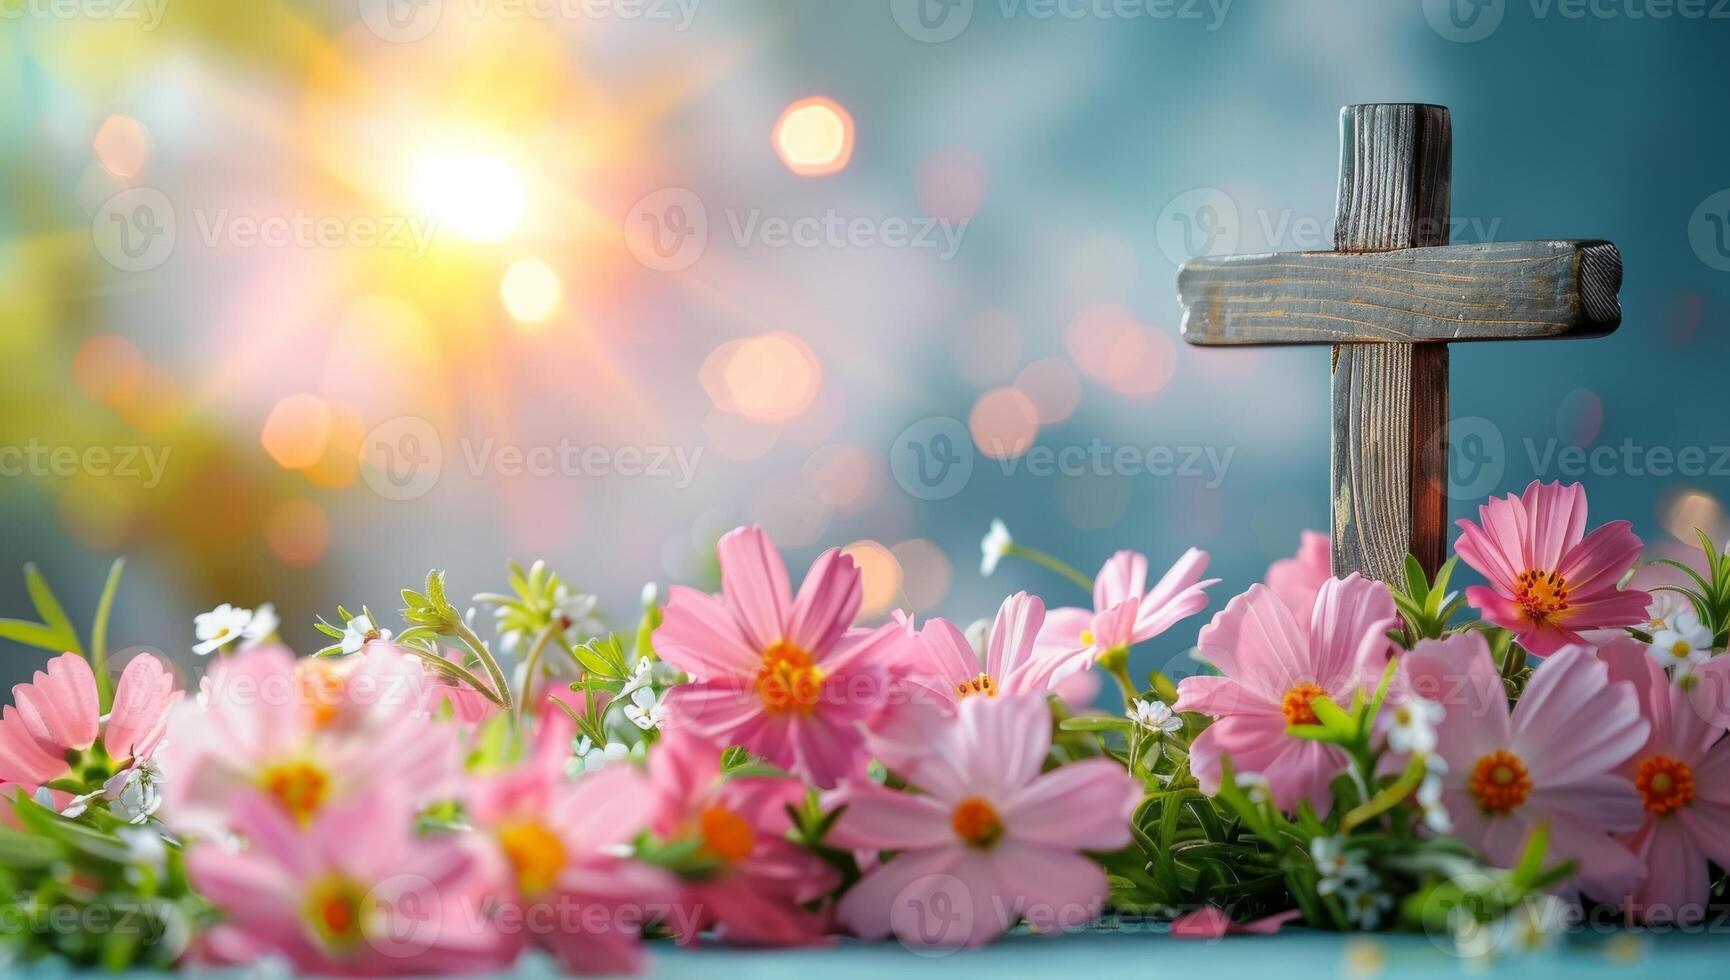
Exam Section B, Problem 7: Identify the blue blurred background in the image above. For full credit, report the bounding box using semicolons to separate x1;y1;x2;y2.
2;0;1727;688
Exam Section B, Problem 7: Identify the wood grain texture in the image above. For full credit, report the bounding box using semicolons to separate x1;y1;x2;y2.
1178;240;1623;346
1331;104;1452;584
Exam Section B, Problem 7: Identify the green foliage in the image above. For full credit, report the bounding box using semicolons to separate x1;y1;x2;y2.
1390;555;1468;643
1650;529;1730;649
0;560;126;710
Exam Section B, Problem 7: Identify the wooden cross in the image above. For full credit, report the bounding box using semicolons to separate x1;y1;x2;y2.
1176;104;1624;584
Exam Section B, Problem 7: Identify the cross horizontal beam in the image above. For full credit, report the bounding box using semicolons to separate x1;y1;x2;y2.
1178;239;1622;346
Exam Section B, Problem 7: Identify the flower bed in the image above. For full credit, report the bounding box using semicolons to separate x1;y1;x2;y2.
0;480;1724;973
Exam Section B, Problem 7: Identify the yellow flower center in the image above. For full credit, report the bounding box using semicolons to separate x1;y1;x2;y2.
496;820;567;894
955;673;997;700
1469;750;1533;814
1634;755;1695;815
303;875;368;952
259;760;330;824
756;640;825;714
1078;628;1095;647
1514;569;1571;624
1280;682;1328;727
697;805;757;865
951;796;1003;849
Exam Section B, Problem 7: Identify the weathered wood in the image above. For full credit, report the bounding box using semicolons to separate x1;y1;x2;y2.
1330;104;1452;584
1178;240;1623;346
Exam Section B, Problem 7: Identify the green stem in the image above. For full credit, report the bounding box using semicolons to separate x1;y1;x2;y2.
516;623;561;714
1005;544;1094;594
453;619;516;724
416;653;506;707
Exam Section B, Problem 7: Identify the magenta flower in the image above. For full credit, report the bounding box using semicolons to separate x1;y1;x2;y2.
0;653;177;792
1265;531;1331;619
1174;575;1398;813
1454;480;1650;655
644;730;838;946
827;694;1138;949
655;525;903;788
467;753;672;973
160;645;458;837
1034;548;1217;663
188;787;513;975
1598;638;1730;924
1404;633;1648;900
899;592;1082;711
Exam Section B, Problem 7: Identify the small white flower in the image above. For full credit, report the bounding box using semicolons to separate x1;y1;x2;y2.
104;757;166;824
340;614;392;655
641;582;660;608
569;736;632;774
117;826;167;876
623;686;666;731
193;603;256;655
1312;835;1371;896
1645;592;1687;633
1339;872;1394;930
1651;610;1712;671
1413;757;1453;833
1386;697;1444;755
1129;698;1183;738
552;585;604;637
620;657;655;695
243;603;280;646
1235;771;1271;805
980;519;1013;577
59;789;104;819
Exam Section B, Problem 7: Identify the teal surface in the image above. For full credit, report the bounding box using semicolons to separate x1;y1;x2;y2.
638;929;1704;980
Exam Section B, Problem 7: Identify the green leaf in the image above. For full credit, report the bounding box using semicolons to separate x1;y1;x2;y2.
1308;694;1356;737
0;617;67;650
89;557;125;710
1403;554;1429;605
24;563;82;656
1060;716;1134;733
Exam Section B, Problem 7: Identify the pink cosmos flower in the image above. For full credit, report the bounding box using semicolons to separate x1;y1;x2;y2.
1265;531;1331;619
1597;638;1730;924
189;787;513;976
1403;633;1648;899
644;729;838;946
655;525;903;789
466;743;672;973
1170;906;1301;940
1175;575;1398;813
1034;548;1217;666
0;653;178;792
898;593;1085;712
827;694;1138;948
160;645;458;837
1454;481;1650;655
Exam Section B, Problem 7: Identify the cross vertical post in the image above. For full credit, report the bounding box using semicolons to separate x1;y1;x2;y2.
1330;104;1452;583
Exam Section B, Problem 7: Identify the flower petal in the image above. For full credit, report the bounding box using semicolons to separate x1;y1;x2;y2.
717;525;794;650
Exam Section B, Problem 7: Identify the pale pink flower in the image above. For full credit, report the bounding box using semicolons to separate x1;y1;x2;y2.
1404;633;1648;899
898;593;1084;712
1034;548;1217;666
655;525;903;789
828;694;1138;948
466;744;672;973
1265;531;1331;619
644;730;838;946
1597;638;1730;924
1175;575;1398;813
0;653;178;792
1170;906;1300;940
188;787;513;976
1454;481;1649;656
160;645;457;837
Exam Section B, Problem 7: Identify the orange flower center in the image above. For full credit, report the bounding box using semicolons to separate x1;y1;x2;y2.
951;796;1004;849
1469;750;1533;814
955;673;998;700
1280;682;1328;726
294;658;347;729
496;819;567;895
698;805;757;865
1634;755;1696;815
259;760;330;824
303;875;368;952
1514;569;1571;624
756;640;825;714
